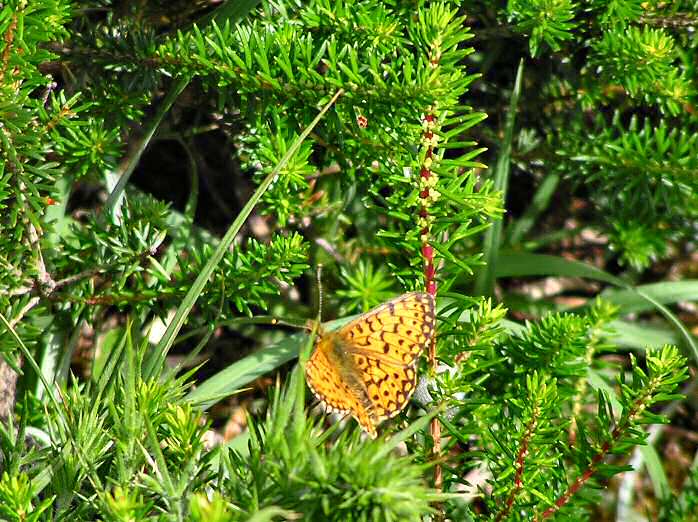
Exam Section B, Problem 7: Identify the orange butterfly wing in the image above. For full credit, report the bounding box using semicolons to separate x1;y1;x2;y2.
305;337;376;436
340;292;435;424
339;292;436;365
305;292;436;437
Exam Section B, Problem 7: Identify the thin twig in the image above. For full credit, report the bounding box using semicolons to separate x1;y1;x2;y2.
419;109;442;514
53;247;156;289
8;285;35;297
495;403;540;521
53;265;114;289
9;297;41;329
640;13;698;27
0;12;17;84
536;380;667;520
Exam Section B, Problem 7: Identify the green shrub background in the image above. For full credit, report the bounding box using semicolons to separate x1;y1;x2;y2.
1;0;697;520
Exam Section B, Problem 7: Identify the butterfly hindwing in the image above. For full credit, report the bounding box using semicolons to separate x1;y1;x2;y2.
351;352;419;423
306;337;377;436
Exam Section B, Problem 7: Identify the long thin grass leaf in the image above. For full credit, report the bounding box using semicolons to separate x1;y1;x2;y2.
495;252;625;285
186;332;303;409
602;280;698;314
496;252;698;363
145;89;344;380
474;59;524;296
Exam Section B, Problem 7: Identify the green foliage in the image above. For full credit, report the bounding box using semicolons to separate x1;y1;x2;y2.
597;0;644;26
222;369;436;521
337;259;397;314
508;0;578;56
443;328;688;520
1;0;696;520
157;2;497;289
560;114;698;269
0;332;438;521
238;112;316;227
590;26;692;112
659;463;698;521
0;471;54;522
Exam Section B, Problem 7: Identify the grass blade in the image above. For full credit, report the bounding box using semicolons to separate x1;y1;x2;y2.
474;59;524;296
601;280;698;314
496;252;698;363
145;89;344;380
495;252;625;285
186;332;303;410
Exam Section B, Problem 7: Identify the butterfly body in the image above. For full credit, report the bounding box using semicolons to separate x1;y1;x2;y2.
305;292;436;437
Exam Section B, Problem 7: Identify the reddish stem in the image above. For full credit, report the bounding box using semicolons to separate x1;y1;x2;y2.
420;112;441;497
536;389;651;520
0;13;17;84
495;405;539;522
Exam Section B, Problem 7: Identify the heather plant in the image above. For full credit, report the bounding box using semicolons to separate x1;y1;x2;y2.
1;1;696;520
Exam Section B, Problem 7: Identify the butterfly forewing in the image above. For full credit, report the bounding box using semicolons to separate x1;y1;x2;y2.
340;292;435;365
305;346;352;414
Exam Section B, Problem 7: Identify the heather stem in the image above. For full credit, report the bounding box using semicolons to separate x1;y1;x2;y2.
419;111;442;499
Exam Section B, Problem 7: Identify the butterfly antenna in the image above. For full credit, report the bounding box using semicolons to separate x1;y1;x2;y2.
316;264;324;323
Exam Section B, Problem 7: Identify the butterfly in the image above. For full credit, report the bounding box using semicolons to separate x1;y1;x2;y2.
305;292;436;438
